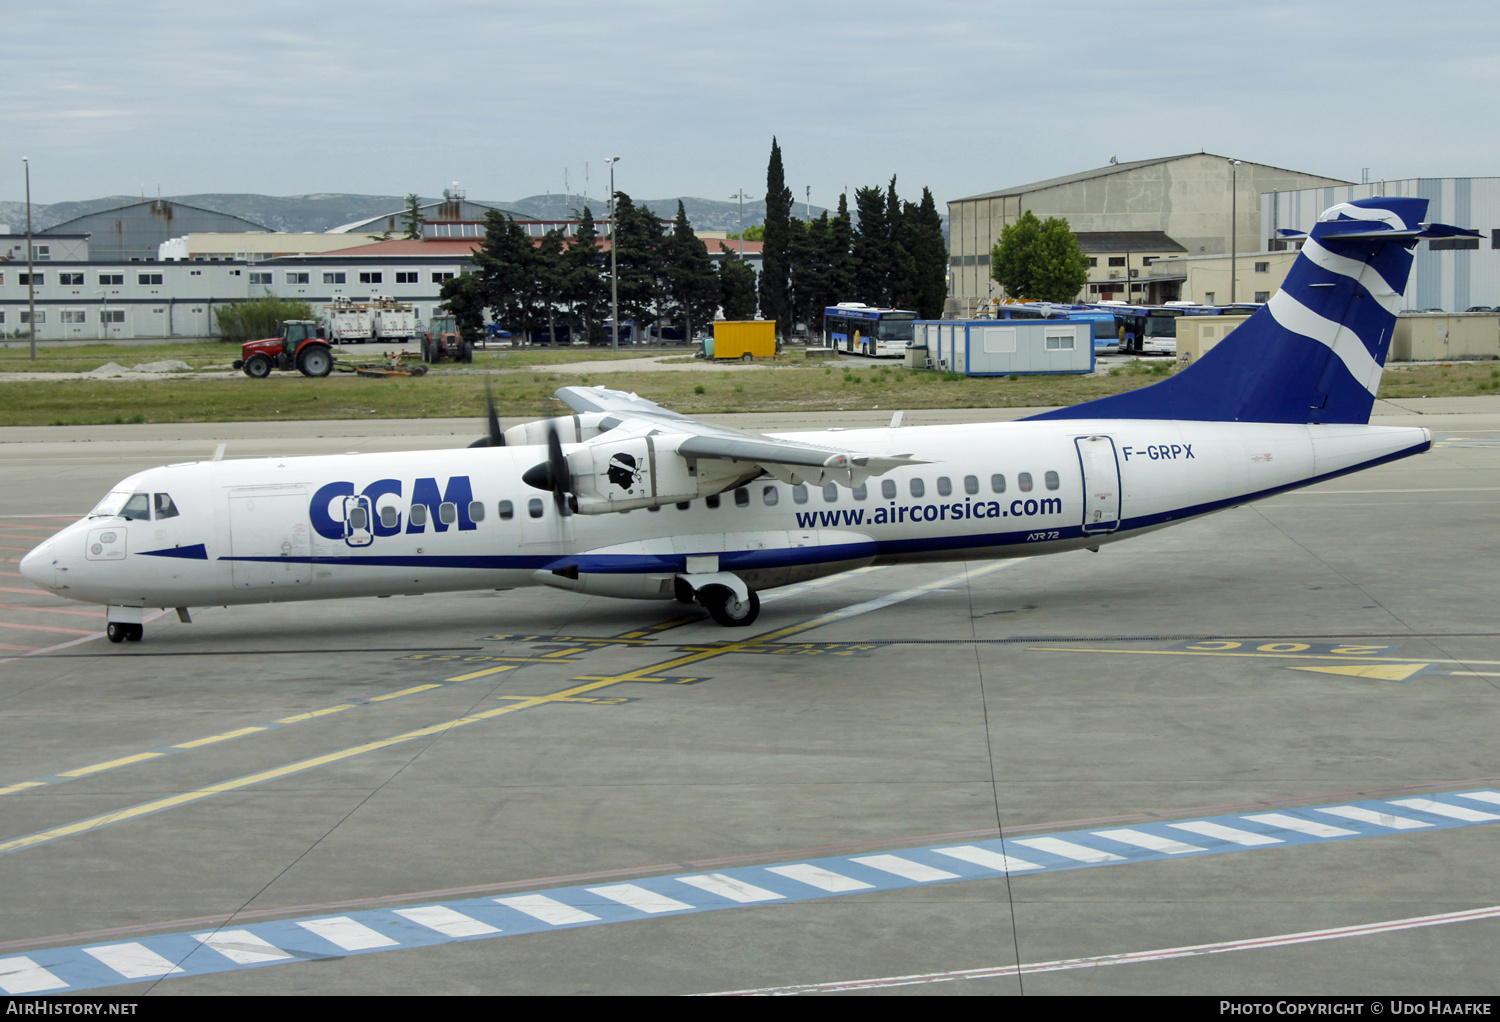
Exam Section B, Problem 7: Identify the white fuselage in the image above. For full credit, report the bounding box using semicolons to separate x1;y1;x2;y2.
21;419;1431;612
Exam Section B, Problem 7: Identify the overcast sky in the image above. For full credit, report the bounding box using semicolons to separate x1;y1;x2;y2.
5;0;1498;210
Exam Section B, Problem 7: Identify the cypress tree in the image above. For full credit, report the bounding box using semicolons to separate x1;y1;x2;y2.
851;185;889;305
886;177;917;310
827;192;855;304
901;187;948;318
666;201;719;342
757;138;794;339
471;209;535;340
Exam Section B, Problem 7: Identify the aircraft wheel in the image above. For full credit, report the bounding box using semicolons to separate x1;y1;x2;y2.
243;354;272;379
701;584;759;627
107;623;126;643
124;624;143;642
298;346;333;378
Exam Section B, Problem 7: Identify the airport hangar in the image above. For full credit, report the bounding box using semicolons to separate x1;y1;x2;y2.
945;152;1350;312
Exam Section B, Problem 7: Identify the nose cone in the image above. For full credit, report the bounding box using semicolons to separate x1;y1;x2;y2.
19;539;56;591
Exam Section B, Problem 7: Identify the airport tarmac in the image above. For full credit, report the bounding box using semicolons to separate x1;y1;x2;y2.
1;403;1499;996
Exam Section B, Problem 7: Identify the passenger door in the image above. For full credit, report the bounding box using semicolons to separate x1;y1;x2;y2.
1075;436;1122;534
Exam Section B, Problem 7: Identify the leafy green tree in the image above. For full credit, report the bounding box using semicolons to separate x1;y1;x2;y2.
401;194;426;240
439;272;486;343
757;138;794;339
471;209;536;340
533;229;568;343
990;210;1089;303
564;206;607;343
666;201;719;342
727;224;765;242
610;191;667;342
717;243;758;321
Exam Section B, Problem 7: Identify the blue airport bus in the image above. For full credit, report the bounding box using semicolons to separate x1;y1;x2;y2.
823;304;918;357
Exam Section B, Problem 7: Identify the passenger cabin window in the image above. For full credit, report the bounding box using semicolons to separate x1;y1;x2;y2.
468;501;485;522
1018;473;1033;492
792;485;808;504
852;483;867;500
909;478;925;498
936;476;952;497
823;483;838;503
349;506;370;530
498;500;514;521
153;493;179;519
528;498;544;519
762;486;779;506
991;474;1006;493
409;504;429;527
380;506;400;529
735;488;750;507
1044;471;1060;491
438;502;457;525
705;494;721;509
964;475;979;495
881;479;897;499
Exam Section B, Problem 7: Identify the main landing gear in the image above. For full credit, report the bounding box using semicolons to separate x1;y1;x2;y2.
675;573;761;627
106;622;143;643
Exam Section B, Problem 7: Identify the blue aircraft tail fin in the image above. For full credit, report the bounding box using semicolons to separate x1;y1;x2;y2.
1027;197;1477;425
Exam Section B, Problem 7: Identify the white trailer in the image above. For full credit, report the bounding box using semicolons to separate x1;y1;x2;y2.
325;299;372;344
371;299;417;342
323;296;416;345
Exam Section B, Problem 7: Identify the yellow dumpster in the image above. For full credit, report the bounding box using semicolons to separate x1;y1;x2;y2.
712;320;776;361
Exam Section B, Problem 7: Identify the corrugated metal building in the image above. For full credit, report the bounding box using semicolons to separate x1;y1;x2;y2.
948;153;1349;306
1261;178;1500;312
40;200;268;263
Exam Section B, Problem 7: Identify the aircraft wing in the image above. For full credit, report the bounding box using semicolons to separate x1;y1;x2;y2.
550;385;921;511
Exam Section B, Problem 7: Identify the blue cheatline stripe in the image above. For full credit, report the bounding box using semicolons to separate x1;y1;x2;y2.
4;788;1499;994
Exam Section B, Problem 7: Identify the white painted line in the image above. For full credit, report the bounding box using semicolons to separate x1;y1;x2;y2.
700;903;1500;996
586;883;694;914
1389;798;1500;823
1169;821;1283;846
1092;828;1206;854
1012;837;1125;863
193;929;294;964
677;873;785;903
850;854;960;882
82;942;185;978
495;894;600;926
393;905;500;937
296;916;399;951
1242;813;1357;838
1454;790;1500;807
0;955;68;994
1318;806;1431;830
933;845;1043;873
765;864;875;893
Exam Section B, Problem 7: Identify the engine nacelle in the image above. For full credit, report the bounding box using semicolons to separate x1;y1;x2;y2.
566;432;758;514
504;413;614;448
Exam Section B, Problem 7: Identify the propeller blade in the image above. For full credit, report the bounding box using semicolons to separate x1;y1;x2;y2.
468;379;507;448
546;423;572;512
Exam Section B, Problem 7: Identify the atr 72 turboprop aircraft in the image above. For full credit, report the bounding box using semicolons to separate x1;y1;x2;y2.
21;196;1475;642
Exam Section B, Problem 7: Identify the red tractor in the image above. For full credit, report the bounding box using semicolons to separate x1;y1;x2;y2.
234;320;335;378
421;313;473;364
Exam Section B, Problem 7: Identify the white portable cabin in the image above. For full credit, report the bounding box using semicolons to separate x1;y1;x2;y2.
913;319;1094;376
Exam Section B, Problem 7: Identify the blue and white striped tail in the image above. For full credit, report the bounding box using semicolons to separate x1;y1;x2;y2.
1029;196;1479;425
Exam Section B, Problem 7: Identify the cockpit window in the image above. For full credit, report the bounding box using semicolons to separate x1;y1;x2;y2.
153;493;179;519
90;490;151;520
120;494;151;520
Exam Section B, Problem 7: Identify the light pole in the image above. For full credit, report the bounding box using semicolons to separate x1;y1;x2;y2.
729;189;753;256
1228;159;1242;305
606;156;620;351
23;157;35;360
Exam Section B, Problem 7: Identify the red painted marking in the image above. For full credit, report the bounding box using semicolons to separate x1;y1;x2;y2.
0;642;39;651
0;587;44;595
0;603;105;618
0;621;96;636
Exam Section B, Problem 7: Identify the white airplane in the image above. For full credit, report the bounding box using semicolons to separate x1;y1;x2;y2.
21;197;1474;643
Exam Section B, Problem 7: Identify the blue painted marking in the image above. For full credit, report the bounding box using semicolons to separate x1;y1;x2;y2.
9;788;1498;994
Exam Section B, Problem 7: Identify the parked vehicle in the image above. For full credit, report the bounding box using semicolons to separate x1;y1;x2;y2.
420;314;472;364
235;320;335;378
